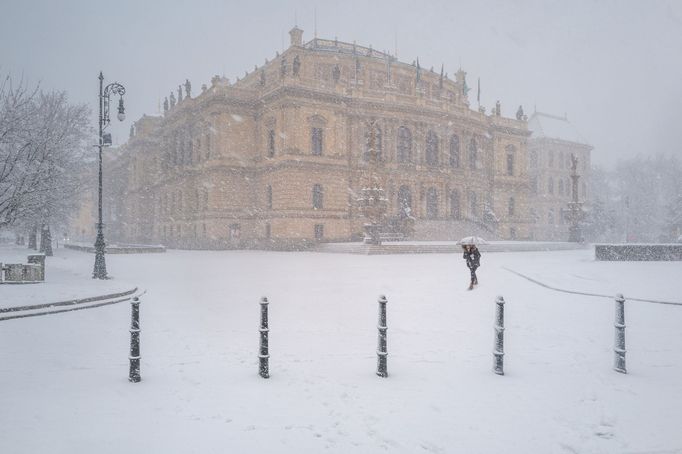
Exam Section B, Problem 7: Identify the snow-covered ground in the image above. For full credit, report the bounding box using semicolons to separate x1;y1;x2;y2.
1;245;681;453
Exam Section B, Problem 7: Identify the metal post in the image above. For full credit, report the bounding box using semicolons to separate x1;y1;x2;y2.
128;296;141;382
613;293;627;374
493;295;505;375
93;72;108;279
259;296;270;378
376;295;388;377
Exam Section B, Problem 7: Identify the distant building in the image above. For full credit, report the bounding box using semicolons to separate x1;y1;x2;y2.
91;28;580;249
527;112;592;240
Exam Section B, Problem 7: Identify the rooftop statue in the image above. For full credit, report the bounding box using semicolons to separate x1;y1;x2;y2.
184;79;192;98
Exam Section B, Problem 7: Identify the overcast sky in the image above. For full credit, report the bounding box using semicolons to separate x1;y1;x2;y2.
2;0;681;168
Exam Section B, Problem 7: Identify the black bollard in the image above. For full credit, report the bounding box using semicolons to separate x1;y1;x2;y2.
376;295;388;378
259;297;270;379
493;295;505;375
613;293;627;374
128;296;141;382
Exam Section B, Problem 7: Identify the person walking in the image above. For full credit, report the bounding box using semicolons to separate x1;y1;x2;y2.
462;244;481;290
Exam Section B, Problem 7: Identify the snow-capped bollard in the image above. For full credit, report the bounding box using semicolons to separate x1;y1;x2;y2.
376;295;388;378
259;296;270;379
493;295;505;375
128;296;141;383
613;293;627;374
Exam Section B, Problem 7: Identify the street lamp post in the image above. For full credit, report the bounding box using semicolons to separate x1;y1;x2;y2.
93;71;126;280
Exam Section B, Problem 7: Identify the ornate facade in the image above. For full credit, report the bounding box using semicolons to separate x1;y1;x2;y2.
108;27;536;249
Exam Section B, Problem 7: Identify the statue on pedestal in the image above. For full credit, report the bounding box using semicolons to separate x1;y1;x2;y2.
177;85;183;103
169;92;176;108
184;79;192;98
516;105;524;120
495;100;501;116
163;97;169;113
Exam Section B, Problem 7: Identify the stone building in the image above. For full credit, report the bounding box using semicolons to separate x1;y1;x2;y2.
108;27;535;249
527;112;592;240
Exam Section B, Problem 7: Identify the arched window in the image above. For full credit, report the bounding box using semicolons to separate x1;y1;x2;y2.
425;131;439;166
363;123;383;162
582;182;587;198
397;185;412;217
450;190;461;219
469;138;477;170
266;185;272;209
548;150;554;168
267;129;275;157
548;177;554;195
506;144;515;176
397;126;412;163
205;131;211;159
449;135;460;168
188;138;194;164
312;184;323;209
558;179;564;195
559;151;564;169
508;197;515;216
426;187;438;219
311;127;324;155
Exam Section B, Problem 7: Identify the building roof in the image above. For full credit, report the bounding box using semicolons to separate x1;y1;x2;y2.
528;112;589;145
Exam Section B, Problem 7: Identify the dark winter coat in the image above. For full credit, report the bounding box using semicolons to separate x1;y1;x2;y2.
463;247;481;269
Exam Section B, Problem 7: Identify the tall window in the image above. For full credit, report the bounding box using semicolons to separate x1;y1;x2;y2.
312;184;323;209
548;209;554;225
548;177;554;195
267;129;275;157
449;135;460;168
548;150;554;168
506;145;515;176
266;185;272;209
469;191;478;217
530;150;538;168
508;197;515;216
450;190;461;219
425;131;439;166
426;188;438;219
311;127;324;156
205;131;211;159
397;126;412;163
363;124;383;162
558;179;564;196
559;151;564;169
469;138;477;170
397;186;412;217
314;224;324;240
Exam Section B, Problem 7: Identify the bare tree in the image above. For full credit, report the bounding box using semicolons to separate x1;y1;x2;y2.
0;74;90;232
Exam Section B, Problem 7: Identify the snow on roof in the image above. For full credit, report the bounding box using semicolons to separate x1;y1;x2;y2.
528;112;589;145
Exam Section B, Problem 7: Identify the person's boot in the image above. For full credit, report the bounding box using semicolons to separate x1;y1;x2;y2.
468;282;474;290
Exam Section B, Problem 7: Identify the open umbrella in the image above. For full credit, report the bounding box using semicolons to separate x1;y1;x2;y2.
456;236;489;246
